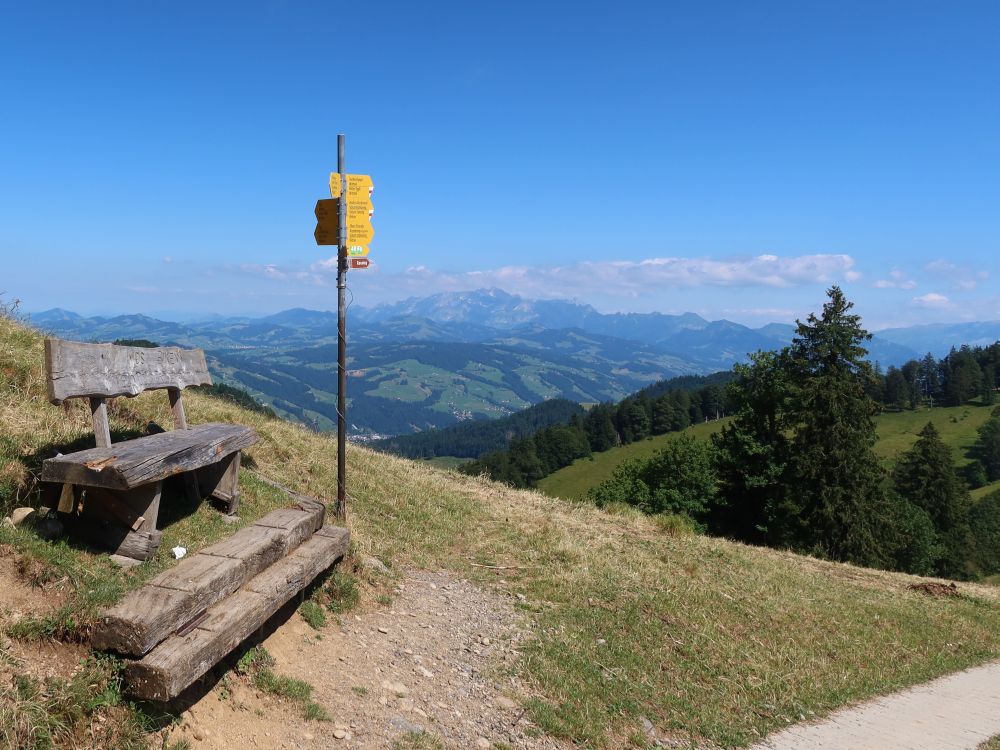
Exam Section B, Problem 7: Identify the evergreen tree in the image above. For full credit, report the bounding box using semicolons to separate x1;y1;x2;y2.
780;286;893;567
900;359;921;409
711;349;793;544
884;366;910;411
892;422;973;578
969;489;1000;577
650;397;674;435
919;353;940;403
584;404;619;452
974;411;1000;481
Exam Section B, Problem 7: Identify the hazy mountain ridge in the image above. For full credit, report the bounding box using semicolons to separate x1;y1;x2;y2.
28;289;1000;436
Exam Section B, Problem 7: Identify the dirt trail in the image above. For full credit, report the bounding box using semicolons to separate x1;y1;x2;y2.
168;570;567;750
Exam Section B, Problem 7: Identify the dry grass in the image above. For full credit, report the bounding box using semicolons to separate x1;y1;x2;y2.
1;316;999;748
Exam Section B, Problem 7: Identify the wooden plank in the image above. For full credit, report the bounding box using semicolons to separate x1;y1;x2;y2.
124;527;349;700
45;338;212;404
90;397;111;448
40;423;258;490
60;515;162;560
92;502;324;656
57;483;79;514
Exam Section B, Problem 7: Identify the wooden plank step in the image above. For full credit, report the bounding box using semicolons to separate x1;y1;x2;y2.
91;500;324;656
41;423;259;490
124;525;350;700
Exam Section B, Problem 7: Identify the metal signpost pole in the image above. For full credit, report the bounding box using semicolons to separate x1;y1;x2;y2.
336;134;348;521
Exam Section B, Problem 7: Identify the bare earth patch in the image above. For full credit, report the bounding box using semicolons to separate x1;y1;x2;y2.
0;548;86;682
167;570;568;749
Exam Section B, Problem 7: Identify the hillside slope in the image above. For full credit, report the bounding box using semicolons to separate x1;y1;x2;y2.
539;404;1000;502
1;316;999;748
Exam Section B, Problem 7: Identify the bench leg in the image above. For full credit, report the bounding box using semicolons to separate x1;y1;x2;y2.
195;452;242;515
84;482;162;532
62;483;164;562
183;472;203;504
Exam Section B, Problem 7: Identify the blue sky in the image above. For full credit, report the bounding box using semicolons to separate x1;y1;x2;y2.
1;0;998;329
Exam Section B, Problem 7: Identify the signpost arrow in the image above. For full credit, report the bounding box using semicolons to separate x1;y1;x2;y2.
329;173;374;200
350;258;370;269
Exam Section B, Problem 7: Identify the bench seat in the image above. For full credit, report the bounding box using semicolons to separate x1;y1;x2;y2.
42;423;258;491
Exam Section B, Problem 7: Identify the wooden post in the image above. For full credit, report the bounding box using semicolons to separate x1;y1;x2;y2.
167;388;188;430
336;133;348;522
90;397;111;448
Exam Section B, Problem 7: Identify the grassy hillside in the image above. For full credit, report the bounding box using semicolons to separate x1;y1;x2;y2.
2;316;999;748
539;404;1000;502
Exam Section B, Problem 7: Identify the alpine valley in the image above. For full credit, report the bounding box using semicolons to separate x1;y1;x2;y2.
28;288;1000;438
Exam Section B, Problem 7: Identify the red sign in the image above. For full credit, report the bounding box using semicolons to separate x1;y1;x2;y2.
350;258;370;269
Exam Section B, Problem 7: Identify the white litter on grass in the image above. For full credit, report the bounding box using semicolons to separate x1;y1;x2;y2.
171;546;187;559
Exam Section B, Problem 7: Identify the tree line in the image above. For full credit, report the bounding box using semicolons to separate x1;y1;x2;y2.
588;287;999;580
459;373;734;488
373;398;585;459
871;343;998;411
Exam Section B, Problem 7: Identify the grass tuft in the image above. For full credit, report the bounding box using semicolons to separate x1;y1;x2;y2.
299;600;327;630
235;647;330;722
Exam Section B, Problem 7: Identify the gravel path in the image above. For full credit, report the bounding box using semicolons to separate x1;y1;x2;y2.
752;660;1000;750
168;569;567;749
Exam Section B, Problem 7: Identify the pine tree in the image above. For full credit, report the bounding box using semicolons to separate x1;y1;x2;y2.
780;286;893;567
892;422;973;578
711;350;793;544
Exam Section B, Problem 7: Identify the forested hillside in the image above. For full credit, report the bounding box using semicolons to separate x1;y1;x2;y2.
580;288;1000;582
371;398;584;459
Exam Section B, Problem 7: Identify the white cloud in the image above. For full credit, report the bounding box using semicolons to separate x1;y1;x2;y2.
924;260;989;291
314;253;857;299
873;268;917;290
911;292;951;309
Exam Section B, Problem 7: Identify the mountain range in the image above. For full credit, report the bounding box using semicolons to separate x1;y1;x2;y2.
28;289;1000;437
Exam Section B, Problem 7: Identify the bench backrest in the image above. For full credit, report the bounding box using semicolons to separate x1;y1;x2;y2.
44;338;213;448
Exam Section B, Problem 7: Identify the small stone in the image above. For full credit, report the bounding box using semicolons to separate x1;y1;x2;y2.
496;697;517;711
362;556;391;576
108;554;143;568
378;626;389;634
417;666;434;679
382;680;408;697
333;729;347;739
10;507;35;526
389;716;424;734
221;513;240;525
191;727;207;741
476;738;491;748
516;593;526;602
302;733;314;741
596;638;607;645
480;637;491;646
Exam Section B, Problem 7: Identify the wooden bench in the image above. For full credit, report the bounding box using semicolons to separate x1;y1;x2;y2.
40;339;259;561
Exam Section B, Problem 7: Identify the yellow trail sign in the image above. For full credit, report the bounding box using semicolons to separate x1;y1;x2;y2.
314;199;375;246
315;198;373;222
329;173;374;201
